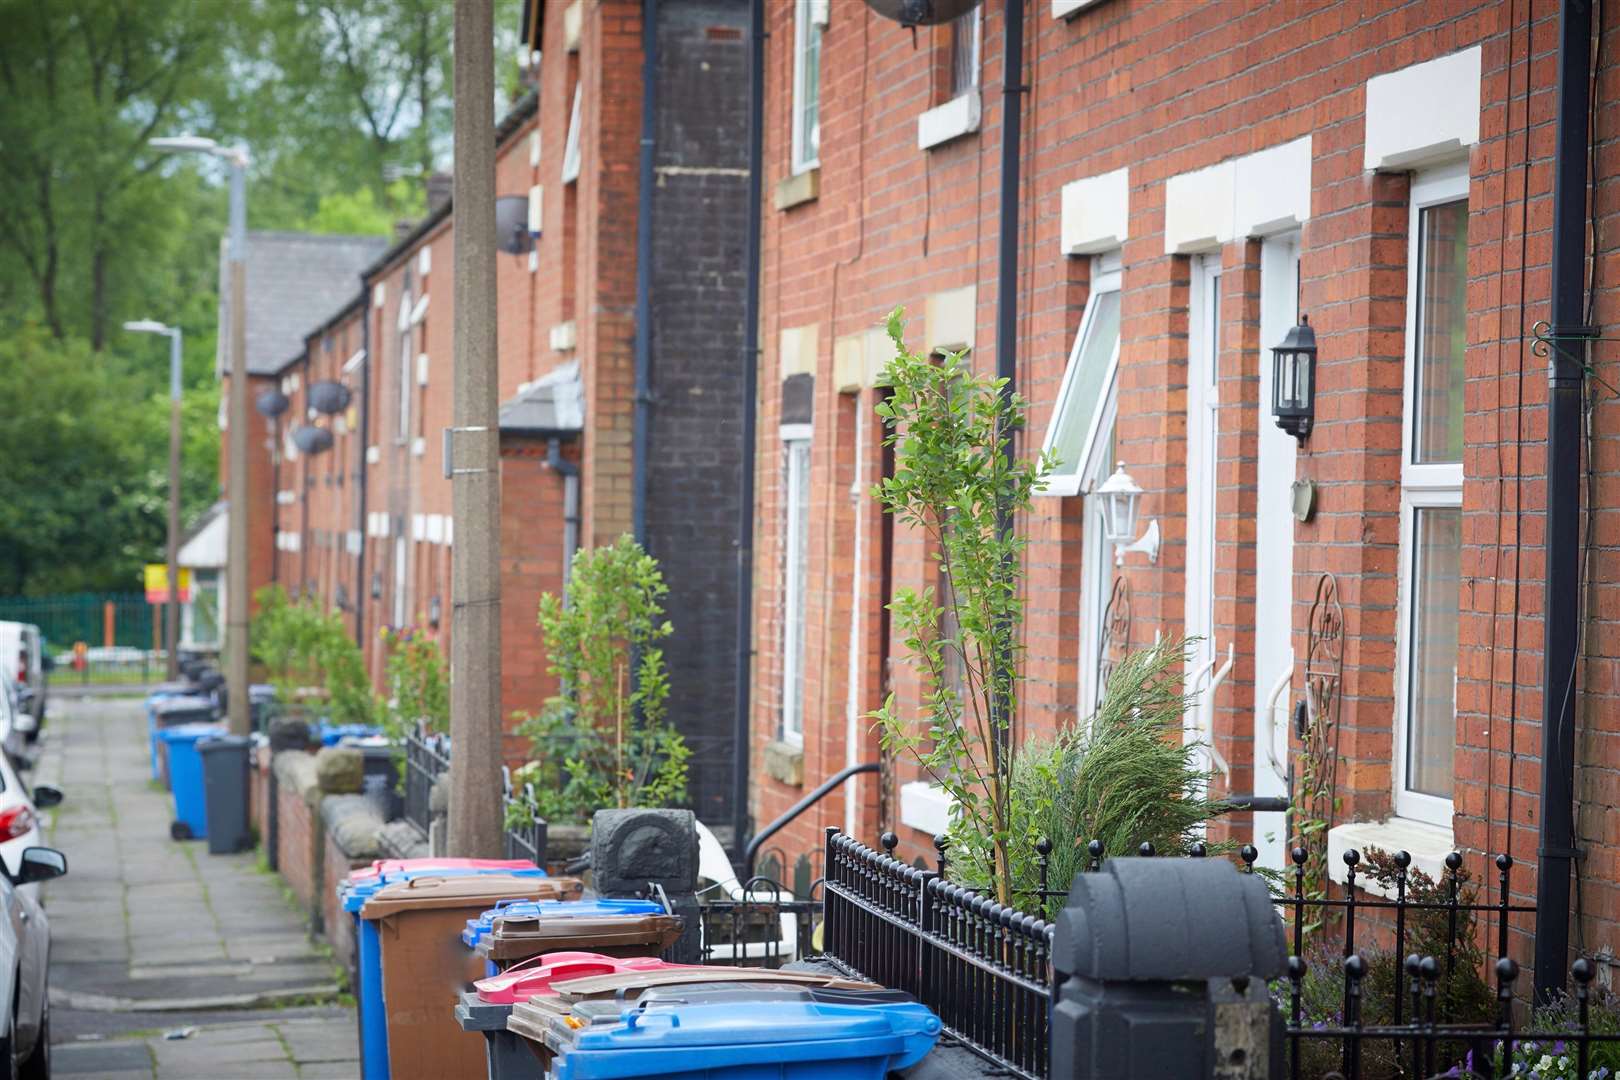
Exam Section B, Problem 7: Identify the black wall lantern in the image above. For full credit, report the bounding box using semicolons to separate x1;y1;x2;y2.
1270;315;1317;442
428;594;442;629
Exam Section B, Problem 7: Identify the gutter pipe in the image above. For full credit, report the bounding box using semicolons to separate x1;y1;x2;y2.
632;0;658;546
1534;0;1597;1004
734;0;765;853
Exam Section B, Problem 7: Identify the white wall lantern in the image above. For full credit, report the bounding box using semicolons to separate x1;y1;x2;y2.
1096;463;1159;565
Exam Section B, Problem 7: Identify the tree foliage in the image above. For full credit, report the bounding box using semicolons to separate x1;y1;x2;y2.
0;0;522;594
514;537;691;824
869;308;1057;906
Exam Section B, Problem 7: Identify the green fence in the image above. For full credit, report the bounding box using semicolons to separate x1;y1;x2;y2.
0;593;154;653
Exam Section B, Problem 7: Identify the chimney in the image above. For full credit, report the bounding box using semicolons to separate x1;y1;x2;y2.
394;220;415;242
426;172;453;213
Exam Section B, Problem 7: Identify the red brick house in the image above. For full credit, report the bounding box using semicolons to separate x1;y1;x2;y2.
746;0;1620;987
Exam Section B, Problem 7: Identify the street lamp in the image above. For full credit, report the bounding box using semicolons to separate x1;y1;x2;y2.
123;320;184;680
152;133;252;735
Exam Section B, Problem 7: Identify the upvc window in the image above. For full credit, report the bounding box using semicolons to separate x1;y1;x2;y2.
948;7;981;97
1040;253;1122;497
1077;404;1117;716
791;0;824;175
561;84;582;184
780;424;812;744
396;293;413;444
1394;164;1468;825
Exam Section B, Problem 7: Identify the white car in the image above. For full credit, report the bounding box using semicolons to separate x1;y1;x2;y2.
0;624;46;740
0;683;60;894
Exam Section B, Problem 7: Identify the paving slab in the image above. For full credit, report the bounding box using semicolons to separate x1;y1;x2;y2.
38;696;359;1078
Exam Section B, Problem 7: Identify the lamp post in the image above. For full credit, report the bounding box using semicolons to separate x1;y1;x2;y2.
151;135;251;736
124;320;184;680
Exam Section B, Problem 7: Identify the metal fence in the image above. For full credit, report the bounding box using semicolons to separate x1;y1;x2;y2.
693;877;823;969
816;829;1620;1080
402;722;449;839
821;828;1054;1079
500;770;549;867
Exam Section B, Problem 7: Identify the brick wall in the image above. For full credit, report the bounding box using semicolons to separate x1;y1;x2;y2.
322;831;370;969
644;0;752;831
749;0;1620;983
275;773;318;922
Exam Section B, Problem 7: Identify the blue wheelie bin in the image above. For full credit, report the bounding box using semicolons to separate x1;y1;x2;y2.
160;721;225;840
336;863;552;1080
148;695;216;782
544;999;943;1080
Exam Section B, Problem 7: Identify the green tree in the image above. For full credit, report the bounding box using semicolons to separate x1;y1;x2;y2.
869;309;1057;906
515;537;690;823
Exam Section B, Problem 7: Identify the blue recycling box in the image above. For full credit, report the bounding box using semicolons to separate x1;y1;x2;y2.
160;722;225;839
461;897;665;950
339;865;547;1080
549;1000;943;1080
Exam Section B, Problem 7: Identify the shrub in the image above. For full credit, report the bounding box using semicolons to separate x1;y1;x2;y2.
944;637;1224;917
379;625;449;742
513;536;690;824
249;584;377;727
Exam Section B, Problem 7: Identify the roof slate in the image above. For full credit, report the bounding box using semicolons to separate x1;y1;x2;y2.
216;231;389;377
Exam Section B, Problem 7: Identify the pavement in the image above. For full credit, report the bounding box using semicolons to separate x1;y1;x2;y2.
36;692;360;1079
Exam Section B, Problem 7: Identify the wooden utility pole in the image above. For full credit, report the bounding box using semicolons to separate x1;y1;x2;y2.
448;0;504;856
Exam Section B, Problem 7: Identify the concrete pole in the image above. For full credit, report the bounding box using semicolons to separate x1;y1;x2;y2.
225;154;251;736
448;0;504;857
166;328;183;681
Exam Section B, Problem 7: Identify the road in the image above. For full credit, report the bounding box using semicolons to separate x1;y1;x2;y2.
36;694;359;1079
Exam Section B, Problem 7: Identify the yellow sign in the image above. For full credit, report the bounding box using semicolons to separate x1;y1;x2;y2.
144;564;192;604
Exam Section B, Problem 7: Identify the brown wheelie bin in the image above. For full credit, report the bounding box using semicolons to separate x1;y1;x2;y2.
359;873;584;1080
476;909;685;971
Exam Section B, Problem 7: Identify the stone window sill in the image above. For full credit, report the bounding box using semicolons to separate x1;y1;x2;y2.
917;93;981;151
899;781;954;837
1327;817;1455;899
763;739;804;787
774;168;819;212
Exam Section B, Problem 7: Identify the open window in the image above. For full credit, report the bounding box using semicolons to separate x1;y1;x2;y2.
1040;254;1121;497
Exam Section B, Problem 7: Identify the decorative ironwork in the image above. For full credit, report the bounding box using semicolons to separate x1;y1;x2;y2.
1095;575;1131;701
401;721;449;839
1305;571;1344;727
500;768;548;866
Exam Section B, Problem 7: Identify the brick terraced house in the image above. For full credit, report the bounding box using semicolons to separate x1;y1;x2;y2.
745;0;1620;990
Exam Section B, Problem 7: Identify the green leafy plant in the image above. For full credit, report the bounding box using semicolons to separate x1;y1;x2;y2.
513;536;690;825
945;637;1224;917
250;583;378;726
379;625;449;742
868;308;1057;906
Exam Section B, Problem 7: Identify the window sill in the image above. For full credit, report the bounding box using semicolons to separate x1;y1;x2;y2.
1327;817;1455;898
899;781;954;837
1052;0;1108;17
917;93;981;151
774;168;819;212
763;739;804;787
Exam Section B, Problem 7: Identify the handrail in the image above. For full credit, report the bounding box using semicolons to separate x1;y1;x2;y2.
1199;642;1236;780
1260;661;1293;781
743;762;880;878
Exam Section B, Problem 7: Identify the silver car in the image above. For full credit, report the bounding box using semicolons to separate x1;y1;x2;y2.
0;847;66;1079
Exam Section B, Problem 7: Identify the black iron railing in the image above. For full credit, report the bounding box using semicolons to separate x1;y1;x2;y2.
818;829;1620;1080
401;722;449;839
821;828;1054;1080
692;877;823;969
500;770;549;867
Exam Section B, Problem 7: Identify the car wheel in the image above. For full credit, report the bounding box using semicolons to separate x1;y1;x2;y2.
17;998;44;1080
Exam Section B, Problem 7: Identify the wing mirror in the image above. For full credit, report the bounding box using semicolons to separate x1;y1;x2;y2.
14;847;66;886
31;786;62;810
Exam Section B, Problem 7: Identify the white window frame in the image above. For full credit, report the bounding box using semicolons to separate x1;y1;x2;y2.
1077;391;1119;717
1393;163;1469;826
396;295;413;444
790;0;823;175
391;535;409;629
948;6;982;97
561;85;582;184
1039;251;1122;497
1184;254;1222;751
780;423;813;745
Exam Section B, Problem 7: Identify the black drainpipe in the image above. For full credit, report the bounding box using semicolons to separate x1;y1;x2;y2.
632;0;659;546
733;0;765;852
1534;0;1596;1004
991;0;1025;753
354;302;372;643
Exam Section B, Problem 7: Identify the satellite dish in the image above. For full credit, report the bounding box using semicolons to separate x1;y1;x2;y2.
863;0;980;25
496;195;534;255
308;380;352;415
292;425;334;455
255;389;290;419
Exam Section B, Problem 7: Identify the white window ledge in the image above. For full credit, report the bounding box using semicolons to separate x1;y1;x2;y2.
1052;0;1107;17
899;781;954;837
917;93;981;151
1327;818;1455;898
